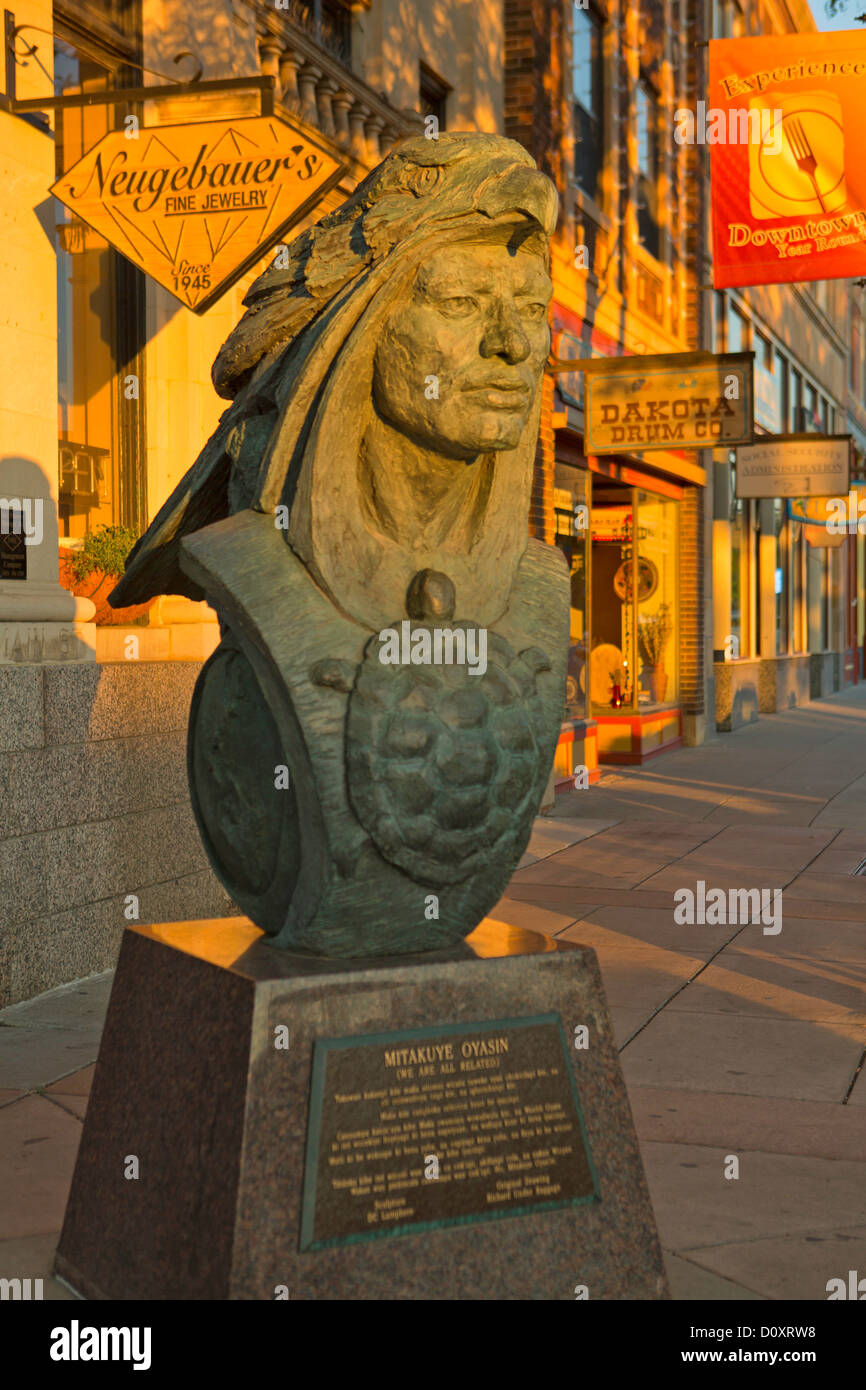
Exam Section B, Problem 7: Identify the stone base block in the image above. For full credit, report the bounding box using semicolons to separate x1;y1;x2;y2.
0;620;95;664
809;651;839;699
714;659;759;732
55;918;668;1301
759;654;810;713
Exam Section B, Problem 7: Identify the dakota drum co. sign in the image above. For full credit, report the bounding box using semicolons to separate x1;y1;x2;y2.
736;434;851;499
709;31;866;288
51;116;345;312
584;351;753;454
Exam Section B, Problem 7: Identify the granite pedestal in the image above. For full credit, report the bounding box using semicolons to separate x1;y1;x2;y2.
55;917;668;1300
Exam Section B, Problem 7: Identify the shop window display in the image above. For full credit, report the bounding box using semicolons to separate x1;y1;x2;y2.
55;42;118;538
636;491;678;707
590;482;636;711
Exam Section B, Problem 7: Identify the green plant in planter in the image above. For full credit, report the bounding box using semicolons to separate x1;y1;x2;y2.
70;525;140;584
638;602;672;667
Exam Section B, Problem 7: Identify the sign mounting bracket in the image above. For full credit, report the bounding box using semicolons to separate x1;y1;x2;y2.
0;13;275;117
8;73;277;118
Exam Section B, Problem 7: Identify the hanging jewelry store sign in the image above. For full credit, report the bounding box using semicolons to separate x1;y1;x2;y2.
736;434;851;498
583;351;754;455
50;116;345;313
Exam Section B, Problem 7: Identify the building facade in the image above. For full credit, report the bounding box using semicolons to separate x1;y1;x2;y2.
2;0;866;1005
0;0;504;1005
506;0;709;780
707;0;864;732
1;0;502;663
506;0;864;786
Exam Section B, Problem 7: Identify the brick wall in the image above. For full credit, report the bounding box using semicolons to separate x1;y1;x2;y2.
505;0;564;547
679;485;705;717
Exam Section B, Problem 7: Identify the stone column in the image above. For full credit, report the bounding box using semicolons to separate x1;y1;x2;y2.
298;64;323;129
364;115;385;165
331;92;353;147
279;52;302;109
259;37;283;95
317;79;338;141
348;102;370;162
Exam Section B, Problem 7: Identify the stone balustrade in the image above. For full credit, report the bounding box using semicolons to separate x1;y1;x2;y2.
257;21;422;175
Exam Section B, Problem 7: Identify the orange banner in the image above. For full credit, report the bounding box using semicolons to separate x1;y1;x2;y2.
709;31;866;288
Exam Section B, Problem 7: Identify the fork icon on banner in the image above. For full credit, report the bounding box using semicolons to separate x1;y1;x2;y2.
785;116;827;213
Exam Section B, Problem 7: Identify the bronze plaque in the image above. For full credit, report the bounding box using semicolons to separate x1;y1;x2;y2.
300;1014;598;1250
0;516;26;580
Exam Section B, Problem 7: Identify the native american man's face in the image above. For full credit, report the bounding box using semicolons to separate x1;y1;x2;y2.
372;237;553;458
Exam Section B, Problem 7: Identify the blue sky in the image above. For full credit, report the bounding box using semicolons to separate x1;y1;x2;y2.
807;0;866;30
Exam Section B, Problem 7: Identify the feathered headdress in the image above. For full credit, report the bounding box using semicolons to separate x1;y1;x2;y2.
111;132;558;619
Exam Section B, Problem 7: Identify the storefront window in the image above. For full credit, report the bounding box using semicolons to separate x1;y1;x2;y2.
55;42;118;539
730;493;746;657
791;518;806;653
554;462;590;720
636;491;678;707
572;3;604;203
590;482;635;711
774;498;788;654
807;543;828;650
727;301;748;354
54;31;146;539
858;530;866;652
636;76;660;259
790;369;802;432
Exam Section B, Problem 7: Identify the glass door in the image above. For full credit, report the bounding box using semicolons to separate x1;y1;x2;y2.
553;462;590;720
590;479;636;712
636;490;679;707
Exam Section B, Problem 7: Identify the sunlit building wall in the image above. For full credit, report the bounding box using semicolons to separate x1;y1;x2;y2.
705;0;861;726
506;0;710;775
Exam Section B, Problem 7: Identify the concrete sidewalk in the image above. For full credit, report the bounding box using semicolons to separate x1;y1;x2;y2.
2;687;865;1299
501;685;866;1299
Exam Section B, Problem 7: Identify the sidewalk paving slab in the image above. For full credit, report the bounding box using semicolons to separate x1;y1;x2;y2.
678;1228;866;1303
629;1087;866;1161
663;1250;765;1301
0;1094;82;1241
0;1235;78;1300
639;1143;866;1253
620;1011;864;1103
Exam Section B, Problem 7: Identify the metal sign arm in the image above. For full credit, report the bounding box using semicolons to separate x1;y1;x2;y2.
8;74;276;117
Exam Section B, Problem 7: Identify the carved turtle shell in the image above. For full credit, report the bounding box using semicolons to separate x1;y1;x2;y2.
344;622;551;886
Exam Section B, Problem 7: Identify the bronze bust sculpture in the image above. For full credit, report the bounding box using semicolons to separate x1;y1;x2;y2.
112;132;569;956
